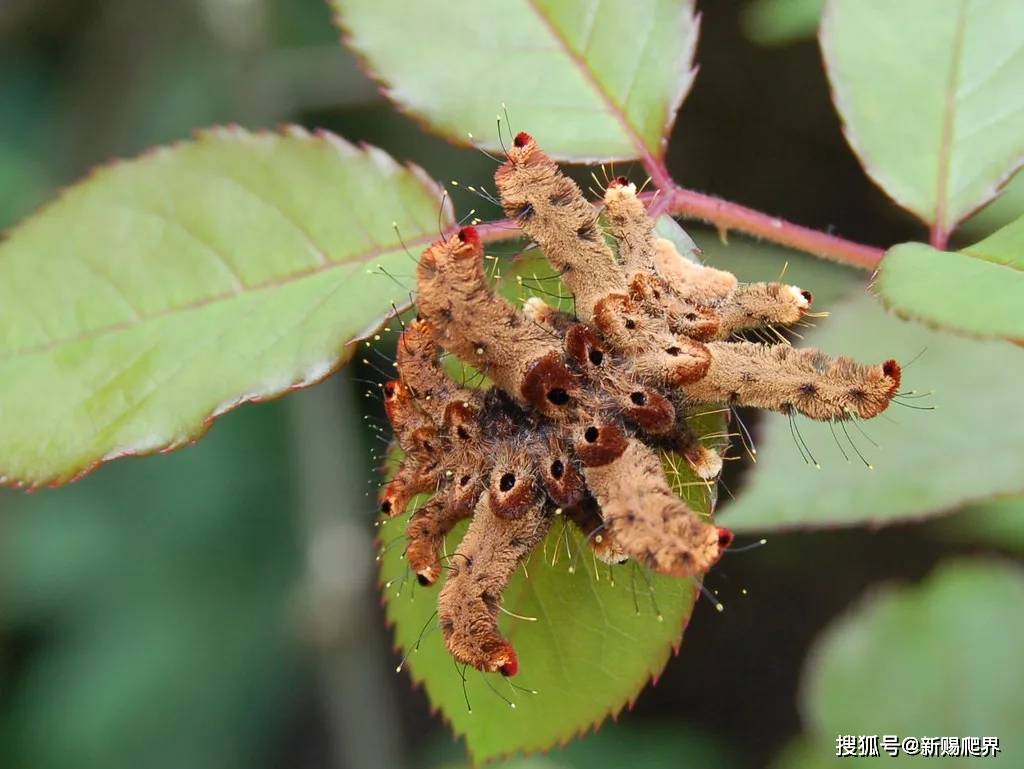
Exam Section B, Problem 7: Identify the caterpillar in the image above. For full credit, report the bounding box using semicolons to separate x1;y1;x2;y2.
380;132;900;677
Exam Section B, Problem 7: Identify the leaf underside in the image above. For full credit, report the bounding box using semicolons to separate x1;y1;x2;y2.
333;0;699;162
821;0;1024;232
877;215;1024;342
0;127;451;487
801;560;1024;760
719;292;1024;532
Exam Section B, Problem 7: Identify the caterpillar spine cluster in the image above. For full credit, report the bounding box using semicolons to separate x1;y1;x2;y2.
381;132;900;676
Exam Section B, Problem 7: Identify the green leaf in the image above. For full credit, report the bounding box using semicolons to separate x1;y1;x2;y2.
876;215;1024;343
333;0;699;162
429;720;736;769
380;490;706;763
963;166;1024;238
820;0;1024;235
801;559;1024;765
380;241;726;762
937;496;1024;553
655;214;701;261
719;293;1024;531
0;127;450;487
741;0;824;47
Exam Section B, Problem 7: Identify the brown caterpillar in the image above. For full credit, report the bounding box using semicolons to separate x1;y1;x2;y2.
381;132;900;677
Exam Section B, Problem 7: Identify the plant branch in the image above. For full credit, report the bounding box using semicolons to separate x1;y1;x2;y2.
666;186;884;270
929;221;951;250
472;189;885;271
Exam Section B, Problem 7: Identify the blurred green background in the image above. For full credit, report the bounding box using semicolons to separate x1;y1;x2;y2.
1;2;1021;768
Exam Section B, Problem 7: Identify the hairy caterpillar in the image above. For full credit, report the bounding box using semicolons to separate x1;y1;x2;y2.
381;132;900;677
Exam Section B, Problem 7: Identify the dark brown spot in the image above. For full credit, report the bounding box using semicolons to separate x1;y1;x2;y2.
576;423;628;467
883;359;901;391
490;471;535;519
624;319;636;330
799;383;818;397
547;388;570;405
589;348;604;365
511;202;534;221
499;473;516;492
549;184;573;206
550;459;564;479
521;352;575;413
625;388;676;433
666;346;681;356
577;221;598;240
482;591;499;613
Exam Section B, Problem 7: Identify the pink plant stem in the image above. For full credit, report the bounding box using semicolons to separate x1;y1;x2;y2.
473;190;885;271
666;186;884;270
929;222;950;250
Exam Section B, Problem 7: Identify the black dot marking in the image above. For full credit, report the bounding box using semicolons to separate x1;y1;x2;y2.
630;391;647;406
547;388;570;405
512;202;534;221
380;500;392;514
456;426;470;440
417;574;431;586
624;319;636;330
584;426;599;443
577;221;598;240
499;473;516;492
481;591;499;612
798;383;818;397
460;475;471;487
666;346;681;356
550;185;573;206
550;459;564;479
588;348;604;366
